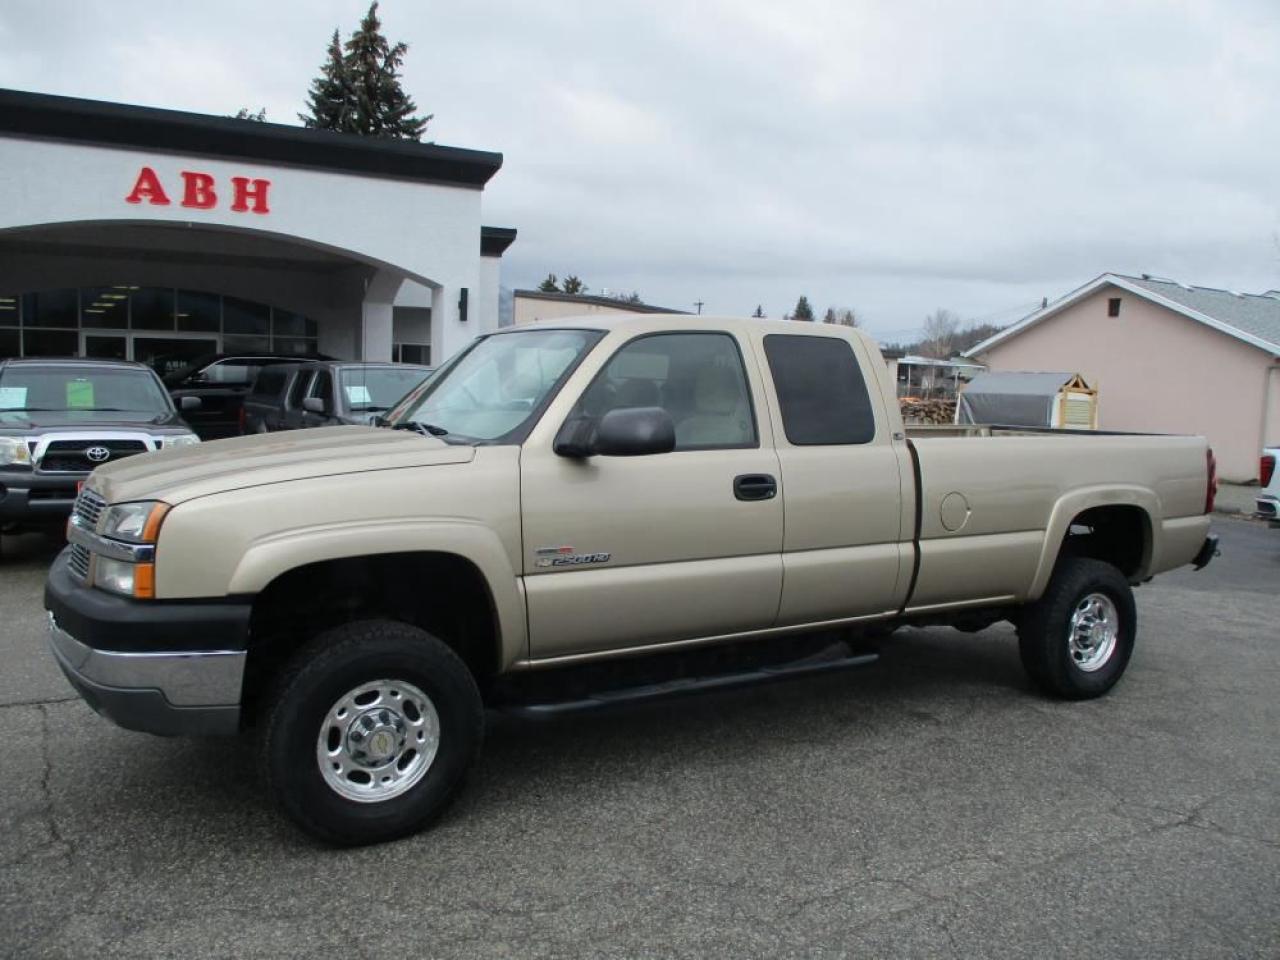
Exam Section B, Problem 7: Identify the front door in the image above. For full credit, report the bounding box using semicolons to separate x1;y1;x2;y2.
520;330;784;660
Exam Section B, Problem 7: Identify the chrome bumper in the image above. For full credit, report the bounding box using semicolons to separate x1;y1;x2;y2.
48;613;244;736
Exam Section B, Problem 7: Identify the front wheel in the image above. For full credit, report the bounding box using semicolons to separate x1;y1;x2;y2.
1017;557;1136;699
259;620;484;845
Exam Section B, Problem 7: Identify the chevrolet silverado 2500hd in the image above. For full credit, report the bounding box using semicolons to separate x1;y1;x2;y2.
45;316;1218;844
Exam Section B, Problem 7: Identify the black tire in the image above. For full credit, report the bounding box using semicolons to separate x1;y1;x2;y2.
1017;557;1136;700
259;619;484;846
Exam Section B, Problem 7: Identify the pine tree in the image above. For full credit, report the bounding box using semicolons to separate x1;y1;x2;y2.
792;296;815;322
822;307;837;324
300;30;353;132
538;274;560;292
752;305;765;318
299;4;431;140
561;276;587;295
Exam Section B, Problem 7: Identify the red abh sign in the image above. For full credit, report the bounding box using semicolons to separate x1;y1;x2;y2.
125;166;271;215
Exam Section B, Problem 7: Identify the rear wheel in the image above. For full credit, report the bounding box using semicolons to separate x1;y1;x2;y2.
1017;557;1136;699
259;619;483;845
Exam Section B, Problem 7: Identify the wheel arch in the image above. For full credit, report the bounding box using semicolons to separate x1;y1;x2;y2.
233;523;525;717
1028;487;1159;599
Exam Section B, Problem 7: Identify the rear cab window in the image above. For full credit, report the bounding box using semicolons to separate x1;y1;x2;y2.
763;334;876;445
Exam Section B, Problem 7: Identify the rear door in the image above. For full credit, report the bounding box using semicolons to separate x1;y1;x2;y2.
520;329;784;659
755;331;912;624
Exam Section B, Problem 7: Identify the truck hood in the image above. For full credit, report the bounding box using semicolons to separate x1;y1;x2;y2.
87;426;475;506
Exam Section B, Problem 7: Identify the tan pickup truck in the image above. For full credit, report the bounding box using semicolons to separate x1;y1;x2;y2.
45;316;1218;844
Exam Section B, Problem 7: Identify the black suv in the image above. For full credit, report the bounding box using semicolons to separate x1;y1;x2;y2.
248;361;434;431
0;358;200;535
164;353;332;439
241;362;319;433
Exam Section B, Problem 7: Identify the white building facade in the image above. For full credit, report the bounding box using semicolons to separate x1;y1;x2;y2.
0;88;516;374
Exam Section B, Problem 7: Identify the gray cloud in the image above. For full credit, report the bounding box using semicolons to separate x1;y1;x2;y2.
2;0;1278;341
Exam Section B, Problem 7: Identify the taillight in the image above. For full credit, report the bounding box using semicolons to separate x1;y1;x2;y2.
1262;454;1276;488
1205;448;1217;514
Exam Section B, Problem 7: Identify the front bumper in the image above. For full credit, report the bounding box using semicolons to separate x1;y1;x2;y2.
0;468;84;524
44;550;251;736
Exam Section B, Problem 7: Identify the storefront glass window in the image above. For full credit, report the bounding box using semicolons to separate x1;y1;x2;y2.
81;287;129;328
273;337;318;356
224;297;270;335
131;287;175;330
23;329;78;357
176;290;221;332
25;290;79;328
223;334;271;354
0;330;18;358
0;295;17;326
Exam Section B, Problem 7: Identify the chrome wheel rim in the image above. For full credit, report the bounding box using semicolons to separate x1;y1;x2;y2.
1068;592;1119;672
316;679;440;803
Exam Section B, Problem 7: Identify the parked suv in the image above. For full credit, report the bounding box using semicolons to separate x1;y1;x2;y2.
241;363;319;434
281;361;433;429
0;358;198;538
164;353;333;440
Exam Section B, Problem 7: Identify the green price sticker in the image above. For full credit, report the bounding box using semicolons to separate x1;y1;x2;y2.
66;380;95;408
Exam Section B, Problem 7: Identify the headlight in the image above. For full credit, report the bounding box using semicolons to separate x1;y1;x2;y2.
0;437;31;466
94;556;154;598
161;434;200;449
99;500;170;543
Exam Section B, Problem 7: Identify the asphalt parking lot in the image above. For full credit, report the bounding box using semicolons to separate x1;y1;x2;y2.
2;519;1277;959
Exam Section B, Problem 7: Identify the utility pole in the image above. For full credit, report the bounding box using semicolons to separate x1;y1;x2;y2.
693;300;704;315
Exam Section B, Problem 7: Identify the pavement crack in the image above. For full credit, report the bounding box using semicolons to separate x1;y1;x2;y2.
35;702;75;866
0;695;80;709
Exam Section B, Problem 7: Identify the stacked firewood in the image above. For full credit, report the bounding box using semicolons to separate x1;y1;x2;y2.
899;398;956;424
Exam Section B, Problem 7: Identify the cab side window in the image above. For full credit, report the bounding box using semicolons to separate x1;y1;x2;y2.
287;370;313;409
574;332;756;450
308;371;333;409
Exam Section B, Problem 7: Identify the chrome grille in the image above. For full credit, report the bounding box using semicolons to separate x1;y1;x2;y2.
40;439;148;473
73;488;107;529
67;543;91;581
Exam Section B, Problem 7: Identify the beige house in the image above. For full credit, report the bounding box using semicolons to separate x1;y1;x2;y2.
512;290;687;325
967;273;1280;481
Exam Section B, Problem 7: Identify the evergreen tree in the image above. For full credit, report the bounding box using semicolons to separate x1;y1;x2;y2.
300;30;353;132
233;107;267;122
792;296;815;322
752;305;765;318
822;307;837;324
300;4;431;140
561;275;588;295
538;274;560;292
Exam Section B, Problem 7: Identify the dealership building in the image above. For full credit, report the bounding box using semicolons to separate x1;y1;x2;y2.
0;88;517;375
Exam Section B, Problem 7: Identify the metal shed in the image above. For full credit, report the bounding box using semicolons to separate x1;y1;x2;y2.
955;371;1098;428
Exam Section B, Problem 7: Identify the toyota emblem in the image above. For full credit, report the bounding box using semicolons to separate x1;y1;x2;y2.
84;446;111;463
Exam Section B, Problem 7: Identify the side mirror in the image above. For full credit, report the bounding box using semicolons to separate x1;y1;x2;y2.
302;397;326;414
555;407;675;458
179;396;202;411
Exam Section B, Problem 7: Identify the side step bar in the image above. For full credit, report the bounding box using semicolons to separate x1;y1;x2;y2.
500;643;879;718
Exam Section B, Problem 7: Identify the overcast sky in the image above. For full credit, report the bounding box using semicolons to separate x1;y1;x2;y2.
3;0;1279;342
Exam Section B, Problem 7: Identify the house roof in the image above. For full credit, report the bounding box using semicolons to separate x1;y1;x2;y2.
966;273;1280;358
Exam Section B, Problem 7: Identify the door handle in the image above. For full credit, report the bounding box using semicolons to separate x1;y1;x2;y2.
734;474;777;501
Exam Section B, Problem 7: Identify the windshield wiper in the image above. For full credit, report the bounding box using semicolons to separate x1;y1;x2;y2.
392;420;449;437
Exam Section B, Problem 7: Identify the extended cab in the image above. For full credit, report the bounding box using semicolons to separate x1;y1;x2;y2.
44;317;1218;844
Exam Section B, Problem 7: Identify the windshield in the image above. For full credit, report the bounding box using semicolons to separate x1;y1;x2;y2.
0;366;173;422
389;329;601;441
339;366;433;412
